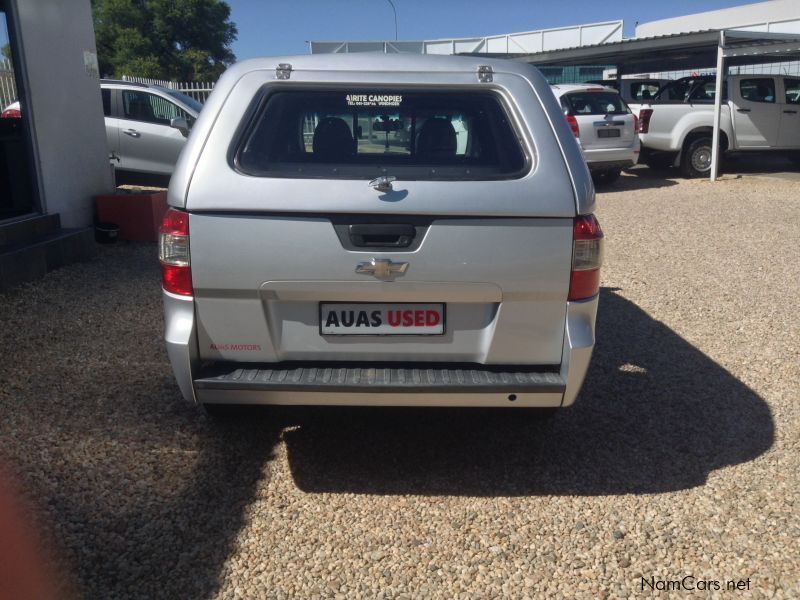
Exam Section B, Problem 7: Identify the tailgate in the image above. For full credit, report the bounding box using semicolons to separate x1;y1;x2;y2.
181;66;582;367
578;113;636;148
190;215;573;365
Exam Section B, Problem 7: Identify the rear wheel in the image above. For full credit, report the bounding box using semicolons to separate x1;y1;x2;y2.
681;136;722;178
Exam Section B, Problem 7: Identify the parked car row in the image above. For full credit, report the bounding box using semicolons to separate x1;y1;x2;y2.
551;73;800;180
5;71;799;183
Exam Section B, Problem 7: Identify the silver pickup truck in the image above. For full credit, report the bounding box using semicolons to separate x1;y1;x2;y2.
159;54;602;414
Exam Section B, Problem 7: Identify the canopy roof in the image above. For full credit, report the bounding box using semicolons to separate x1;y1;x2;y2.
474;30;800;74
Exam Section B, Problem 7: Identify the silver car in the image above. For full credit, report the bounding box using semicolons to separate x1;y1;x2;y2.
101;80;201;178
160;54;603;414
551;84;640;184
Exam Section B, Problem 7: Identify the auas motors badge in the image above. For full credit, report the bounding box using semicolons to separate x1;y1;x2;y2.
355;258;409;281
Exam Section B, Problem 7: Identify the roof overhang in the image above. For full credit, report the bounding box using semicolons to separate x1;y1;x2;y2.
470;30;800;74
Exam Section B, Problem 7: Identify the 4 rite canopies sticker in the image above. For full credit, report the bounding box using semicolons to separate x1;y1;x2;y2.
345;94;403;107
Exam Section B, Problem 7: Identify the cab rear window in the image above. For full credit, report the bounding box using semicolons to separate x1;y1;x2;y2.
560;91;629;116
235;90;527;180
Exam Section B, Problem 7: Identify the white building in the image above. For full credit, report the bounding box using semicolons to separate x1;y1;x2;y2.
635;0;800;37
637;0;800;78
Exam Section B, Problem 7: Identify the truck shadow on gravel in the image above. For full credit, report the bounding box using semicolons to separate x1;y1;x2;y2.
606;167;679;191
280;288;774;496
39;396;285;600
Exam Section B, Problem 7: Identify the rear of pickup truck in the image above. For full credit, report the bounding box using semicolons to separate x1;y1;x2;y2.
635;76;737;174
161;54;600;410
637;103;733;153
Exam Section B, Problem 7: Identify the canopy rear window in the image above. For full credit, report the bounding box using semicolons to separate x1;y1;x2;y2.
235;90;528;180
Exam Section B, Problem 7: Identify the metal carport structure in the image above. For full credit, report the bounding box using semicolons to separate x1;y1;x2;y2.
479;30;800;181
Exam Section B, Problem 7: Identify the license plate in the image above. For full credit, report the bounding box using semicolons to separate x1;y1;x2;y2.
597;128;621;138
320;303;445;335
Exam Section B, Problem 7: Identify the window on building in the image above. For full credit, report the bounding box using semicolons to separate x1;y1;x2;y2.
539;67;565;84
578;67;605;79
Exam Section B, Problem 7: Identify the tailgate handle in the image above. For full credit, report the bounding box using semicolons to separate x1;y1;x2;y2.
348;224;415;248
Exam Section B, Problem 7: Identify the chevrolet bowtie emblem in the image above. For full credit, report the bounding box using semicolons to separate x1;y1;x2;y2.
355;258;409;281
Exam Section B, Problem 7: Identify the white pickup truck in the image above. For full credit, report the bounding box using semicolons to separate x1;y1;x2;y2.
637;74;800;177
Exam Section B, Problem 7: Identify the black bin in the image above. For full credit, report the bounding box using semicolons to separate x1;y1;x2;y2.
95;222;119;244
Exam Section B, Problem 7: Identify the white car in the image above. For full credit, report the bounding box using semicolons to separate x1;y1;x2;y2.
551;84;640;184
3;82;202;180
101;80;201;181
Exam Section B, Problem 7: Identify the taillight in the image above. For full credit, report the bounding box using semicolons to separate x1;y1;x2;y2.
569;214;603;301
1;108;21;119
638;108;653;134
632;113;639;133
565;113;580;137
159;208;192;296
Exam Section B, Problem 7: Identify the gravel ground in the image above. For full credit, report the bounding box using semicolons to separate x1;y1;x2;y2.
0;168;797;599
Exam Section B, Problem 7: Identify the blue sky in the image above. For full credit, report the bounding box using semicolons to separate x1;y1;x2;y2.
0;1;758;59
227;0;755;58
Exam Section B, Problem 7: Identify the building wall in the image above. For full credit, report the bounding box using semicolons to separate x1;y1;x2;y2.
635;0;800;37
9;0;112;228
310;21;625;55
635;0;800;80
538;65;609;84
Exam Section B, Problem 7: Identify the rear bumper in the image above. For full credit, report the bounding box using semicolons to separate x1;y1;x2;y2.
582;142;640;169
587;159;636;172
164;290;199;403
163;293;598;408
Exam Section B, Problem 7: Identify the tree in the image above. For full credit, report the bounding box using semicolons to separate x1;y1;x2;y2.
92;0;237;81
